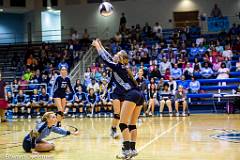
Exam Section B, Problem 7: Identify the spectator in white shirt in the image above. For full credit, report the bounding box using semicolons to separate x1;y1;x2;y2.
159;57;172;76
222;45;233;59
87;78;100;93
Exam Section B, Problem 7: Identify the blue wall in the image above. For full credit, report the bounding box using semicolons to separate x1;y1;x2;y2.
0;13;24;44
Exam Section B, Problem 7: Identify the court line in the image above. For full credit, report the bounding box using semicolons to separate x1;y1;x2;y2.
138;120;183;152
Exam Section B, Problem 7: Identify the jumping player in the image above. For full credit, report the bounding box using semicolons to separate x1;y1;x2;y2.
92;39;144;159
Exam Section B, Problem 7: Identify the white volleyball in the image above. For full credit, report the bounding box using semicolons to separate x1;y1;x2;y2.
99;2;113;17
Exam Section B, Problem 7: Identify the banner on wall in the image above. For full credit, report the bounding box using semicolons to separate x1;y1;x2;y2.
207;16;229;32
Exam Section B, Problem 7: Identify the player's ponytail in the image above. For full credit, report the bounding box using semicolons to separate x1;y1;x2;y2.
117;50;138;87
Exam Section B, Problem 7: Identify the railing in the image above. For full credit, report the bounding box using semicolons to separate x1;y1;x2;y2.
0;26;98;45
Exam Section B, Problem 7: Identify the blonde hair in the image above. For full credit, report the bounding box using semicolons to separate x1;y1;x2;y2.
41;112;55;122
117;50;138;86
117;50;129;65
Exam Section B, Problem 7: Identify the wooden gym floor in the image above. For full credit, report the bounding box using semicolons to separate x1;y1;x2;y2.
0;114;239;160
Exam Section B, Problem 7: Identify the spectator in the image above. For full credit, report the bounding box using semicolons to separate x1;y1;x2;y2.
146;78;157;116
189;76;200;93
178;75;189;92
0;73;7;122
153;22;162;38
84;67;92;87
217;62;230;86
236;57;240;71
175;85;187;117
119;13;127;31
200;62;214;79
168;76;177;94
143;22;152;37
164;68;171;80
71;30;79;41
171;64;182;80
87;78;100;93
159;57;172;76
212;57;222;72
183;62;194;80
23;68;32;81
211;4;223;17
159;83;173;117
222;45;233;59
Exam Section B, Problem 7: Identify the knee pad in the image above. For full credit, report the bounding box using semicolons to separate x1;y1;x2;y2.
128;125;137;132
119;123;128;132
114;114;120;120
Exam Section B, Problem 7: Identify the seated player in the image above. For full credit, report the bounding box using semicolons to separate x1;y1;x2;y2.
39;87;53;112
73;85;86;118
29;89;41;119
64;87;75;117
22;112;78;153
86;88;99;117
99;78;112;117
14;90;27;118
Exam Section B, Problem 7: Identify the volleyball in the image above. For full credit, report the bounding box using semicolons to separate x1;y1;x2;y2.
99;2;114;17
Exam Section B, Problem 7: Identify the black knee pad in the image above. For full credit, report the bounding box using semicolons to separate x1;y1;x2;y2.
128;125;137;132
119;123;128;132
114;114;120;120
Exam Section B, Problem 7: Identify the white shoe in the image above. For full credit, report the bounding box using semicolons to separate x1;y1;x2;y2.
28;115;31;119
97;113;101;118
71;115;76;118
169;113;173;117
20;116;24;119
79;114;83;118
176;112;179;117
104;113;107;117
131;149;138;158
116;150;131;159
182;112;186;117
149;112;152;116
159;113;163;117
142;113;146;117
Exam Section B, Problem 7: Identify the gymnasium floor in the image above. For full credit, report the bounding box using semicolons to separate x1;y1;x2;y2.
0;114;239;160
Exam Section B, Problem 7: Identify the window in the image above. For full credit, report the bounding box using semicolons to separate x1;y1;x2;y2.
0;0;3;6
43;0;58;7
10;0;26;7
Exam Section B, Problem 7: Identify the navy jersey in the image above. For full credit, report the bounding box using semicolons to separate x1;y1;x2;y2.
51;76;74;98
75;92;86;102
87;94;97;104
108;73;126;96
39;94;50;102
98;49;137;92
16;95;26;103
7;96;14;104
66;92;74;102
31;94;40;103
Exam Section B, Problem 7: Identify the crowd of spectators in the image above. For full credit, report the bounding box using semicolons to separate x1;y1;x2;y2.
4;17;240;118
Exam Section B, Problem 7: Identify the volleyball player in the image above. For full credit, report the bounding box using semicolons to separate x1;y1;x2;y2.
51;64;74;116
92;39;144;159
22;112;78;153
